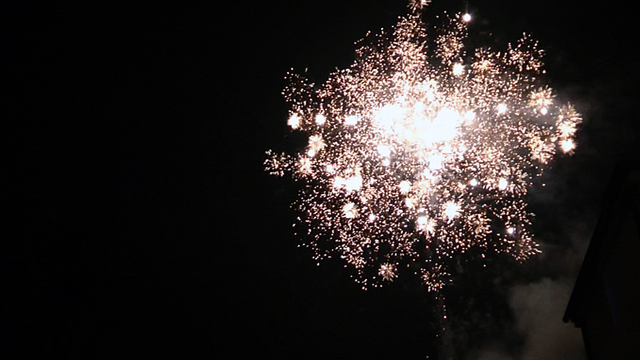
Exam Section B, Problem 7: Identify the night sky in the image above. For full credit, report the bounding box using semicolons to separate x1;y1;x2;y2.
7;1;640;359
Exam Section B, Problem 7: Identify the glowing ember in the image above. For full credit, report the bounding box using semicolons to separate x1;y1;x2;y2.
266;4;581;291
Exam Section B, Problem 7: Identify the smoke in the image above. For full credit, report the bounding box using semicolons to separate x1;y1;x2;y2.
463;130;600;360
465;216;591;360
510;278;586;360
475;347;513;360
468;277;585;360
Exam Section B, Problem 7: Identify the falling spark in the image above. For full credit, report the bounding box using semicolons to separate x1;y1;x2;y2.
266;4;581;291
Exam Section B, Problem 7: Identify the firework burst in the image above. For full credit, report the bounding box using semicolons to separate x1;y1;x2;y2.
265;7;580;291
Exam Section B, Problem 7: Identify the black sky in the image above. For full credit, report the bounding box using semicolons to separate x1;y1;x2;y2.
6;1;640;359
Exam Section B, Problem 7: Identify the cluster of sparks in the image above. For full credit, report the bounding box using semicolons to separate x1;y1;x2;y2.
265;7;580;291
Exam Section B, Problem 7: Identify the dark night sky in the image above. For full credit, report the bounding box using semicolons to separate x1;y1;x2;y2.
6;1;640;359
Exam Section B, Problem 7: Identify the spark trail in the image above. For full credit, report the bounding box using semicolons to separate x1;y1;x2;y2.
265;6;580;291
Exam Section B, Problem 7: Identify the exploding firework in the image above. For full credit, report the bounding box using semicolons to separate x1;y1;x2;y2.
265;6;580;291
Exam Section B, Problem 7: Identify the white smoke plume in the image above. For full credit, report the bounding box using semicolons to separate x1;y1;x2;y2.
470;277;586;360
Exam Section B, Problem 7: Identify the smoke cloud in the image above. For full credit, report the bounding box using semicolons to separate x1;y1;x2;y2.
468;216;591;360
509;278;586;360
469;277;585;360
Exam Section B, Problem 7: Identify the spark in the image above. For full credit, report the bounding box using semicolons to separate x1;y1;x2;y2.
498;178;508;190
377;144;391;158
464;110;475;123
405;197;417;209
462;13;471;22
399;180;412;194
334;174;363;193
452;63;465;76
343;202;357;218
288;113;301;129
266;4;581;290
530;88;553;108
344;115;359;126
298;157;312;174
409;0;431;11
561;139;576;153
443;202;461;221
421;264;449;292
379;263;397;281
308;135;325;156
417;215;437;235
